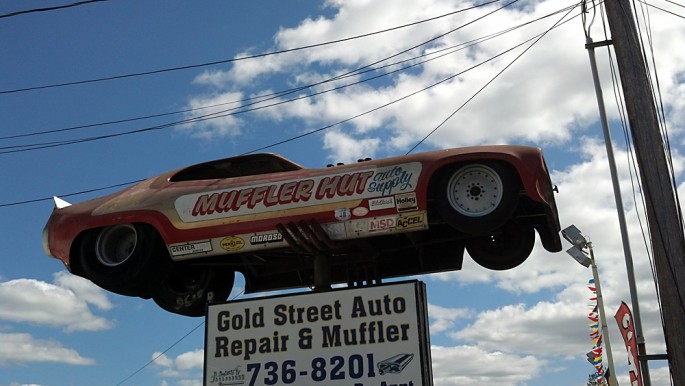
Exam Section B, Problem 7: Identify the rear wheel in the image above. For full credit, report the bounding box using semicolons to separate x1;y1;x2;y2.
437;162;519;235
152;265;234;317
466;221;535;270
78;223;164;297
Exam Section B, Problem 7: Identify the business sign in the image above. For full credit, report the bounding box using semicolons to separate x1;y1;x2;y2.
204;281;432;386
614;301;642;386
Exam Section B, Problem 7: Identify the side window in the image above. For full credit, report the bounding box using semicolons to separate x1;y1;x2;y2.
170;154;301;182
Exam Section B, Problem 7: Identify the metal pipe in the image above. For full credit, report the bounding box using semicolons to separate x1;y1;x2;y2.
586;36;651;385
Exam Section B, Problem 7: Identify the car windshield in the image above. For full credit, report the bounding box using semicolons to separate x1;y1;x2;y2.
170;153;302;181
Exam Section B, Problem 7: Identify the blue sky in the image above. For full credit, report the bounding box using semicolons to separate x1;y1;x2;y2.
1;0;683;385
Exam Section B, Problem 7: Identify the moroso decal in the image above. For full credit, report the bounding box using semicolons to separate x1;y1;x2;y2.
249;232;283;245
220;236;245;251
174;162;422;222
395;192;418;211
396;213;425;229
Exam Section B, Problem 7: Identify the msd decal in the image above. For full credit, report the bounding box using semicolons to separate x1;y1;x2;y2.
369;216;397;232
175;162;422;223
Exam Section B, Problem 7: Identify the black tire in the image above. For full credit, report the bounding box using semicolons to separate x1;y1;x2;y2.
466;221;535;270
78;223;164;297
152;265;234;317
437;162;520;235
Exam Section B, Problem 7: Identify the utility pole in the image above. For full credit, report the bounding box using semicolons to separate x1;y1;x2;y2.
603;0;685;383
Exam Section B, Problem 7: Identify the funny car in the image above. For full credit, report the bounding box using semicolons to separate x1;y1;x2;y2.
43;145;562;316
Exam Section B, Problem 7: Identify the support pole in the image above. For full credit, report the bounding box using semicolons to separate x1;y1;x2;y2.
313;254;332;291
585;36;651;385
604;0;685;382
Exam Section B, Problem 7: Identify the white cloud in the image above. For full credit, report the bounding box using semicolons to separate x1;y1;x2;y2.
0;333;95;365
179;92;245;139
323;130;380;163
451;301;589;357
428;303;471;334
153;349;204;382
431;345;546;386
0;275;112;332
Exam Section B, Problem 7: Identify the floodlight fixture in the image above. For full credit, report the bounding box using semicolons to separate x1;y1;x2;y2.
562;224;588;249
566;247;592;268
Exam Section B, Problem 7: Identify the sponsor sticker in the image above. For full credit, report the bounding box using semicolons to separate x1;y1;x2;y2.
220;236;245;251
334;208;352;221
369;196;395;211
249;232;283;245
396;213;425;230
175;162;422;223
369;215;397;232
169;240;212;256
395;192;418;211
352;206;369;217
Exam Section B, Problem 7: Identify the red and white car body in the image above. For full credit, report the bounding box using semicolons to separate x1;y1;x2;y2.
43;145;561;316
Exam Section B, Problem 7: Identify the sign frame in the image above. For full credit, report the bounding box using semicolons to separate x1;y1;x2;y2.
204;280;433;386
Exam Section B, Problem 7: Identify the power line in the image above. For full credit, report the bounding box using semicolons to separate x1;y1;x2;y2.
1;0;514;142
0;0;108;19
2;0;517;152
0;180;144;208
6;0;581;155
406;2;580;154
0;2;581;207
0;1;498;95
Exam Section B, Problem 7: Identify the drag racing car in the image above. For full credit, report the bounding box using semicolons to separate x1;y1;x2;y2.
43;145;562;316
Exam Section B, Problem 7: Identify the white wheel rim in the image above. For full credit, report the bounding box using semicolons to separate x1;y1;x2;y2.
95;224;138;267
446;164;504;217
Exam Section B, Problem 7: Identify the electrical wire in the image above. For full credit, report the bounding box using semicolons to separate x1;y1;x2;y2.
0;1;499;95
1;0;517;144
405;2;580;154
0;2;582;206
638;0;685;19
112;288;246;386
0;0;108;18
2;3;578;156
113;320;204;386
1;0;529;154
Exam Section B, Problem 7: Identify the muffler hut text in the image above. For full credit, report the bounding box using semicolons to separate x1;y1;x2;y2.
214;294;410;360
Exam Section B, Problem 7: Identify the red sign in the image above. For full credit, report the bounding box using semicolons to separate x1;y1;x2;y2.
614;302;642;386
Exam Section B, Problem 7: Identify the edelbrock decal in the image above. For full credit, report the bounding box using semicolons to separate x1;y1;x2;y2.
369;196;395;211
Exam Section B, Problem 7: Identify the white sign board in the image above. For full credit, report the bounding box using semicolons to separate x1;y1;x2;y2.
204;281;432;386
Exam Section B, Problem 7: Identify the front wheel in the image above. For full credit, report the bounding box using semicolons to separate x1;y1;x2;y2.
466;221;535;270
152;265;234;317
437;162;520;235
